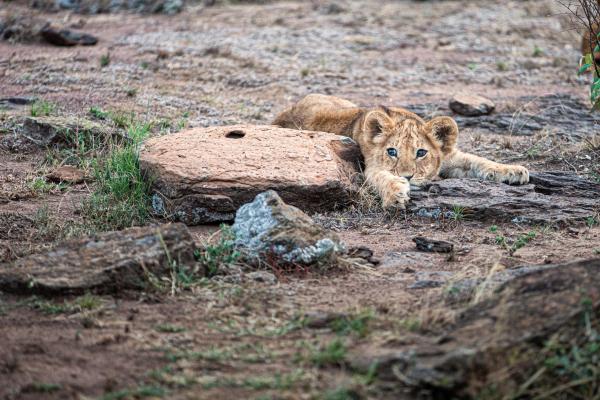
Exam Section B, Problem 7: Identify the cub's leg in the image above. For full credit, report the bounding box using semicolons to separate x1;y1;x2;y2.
440;150;529;184
365;166;411;209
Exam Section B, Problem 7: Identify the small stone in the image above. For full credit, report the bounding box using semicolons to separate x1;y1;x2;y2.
413;237;454;253
46;165;86;184
0;97;36;107
408;271;453;289
304;311;346;328
346;246;379;264
449;93;495;116
40;26;98;46
212;274;242;284
378;251;436;271
408;280;443;289
245;271;277;284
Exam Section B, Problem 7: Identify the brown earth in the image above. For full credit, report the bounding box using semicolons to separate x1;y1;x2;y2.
1;1;600;399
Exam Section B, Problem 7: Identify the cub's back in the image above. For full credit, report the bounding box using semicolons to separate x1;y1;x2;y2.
272;94;362;135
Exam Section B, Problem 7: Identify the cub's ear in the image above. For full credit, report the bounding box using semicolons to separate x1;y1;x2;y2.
427;116;458;154
362;110;392;142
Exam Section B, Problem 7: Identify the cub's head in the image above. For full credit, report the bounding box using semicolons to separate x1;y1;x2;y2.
359;106;458;185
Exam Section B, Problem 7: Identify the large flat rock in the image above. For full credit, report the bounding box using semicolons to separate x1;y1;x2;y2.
140;125;361;225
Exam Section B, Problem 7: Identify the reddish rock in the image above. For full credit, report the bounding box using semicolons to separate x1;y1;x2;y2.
139;125;361;225
46;165;86;184
449;93;495;116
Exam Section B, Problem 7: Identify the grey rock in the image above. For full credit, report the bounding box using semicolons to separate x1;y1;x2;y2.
304;311;346;328
351;258;600;397
408;280;444;289
0;223;196;295
212;274;243;284
40;26;98;46
409;171;600;225
444;264;557;303
245;271;277;284
409;271;453;289
0;97;36;107
413;237;454;253
378;251;437;271
21;116;126;147
232;191;344;265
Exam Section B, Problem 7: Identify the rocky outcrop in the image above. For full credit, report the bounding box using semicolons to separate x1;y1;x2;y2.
140;125;361;225
0;223;195;295
21;116;126;147
351;257;600;398
410;171;600;225
232;190;344;265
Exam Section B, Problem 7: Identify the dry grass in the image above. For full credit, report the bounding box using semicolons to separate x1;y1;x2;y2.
584;134;600;151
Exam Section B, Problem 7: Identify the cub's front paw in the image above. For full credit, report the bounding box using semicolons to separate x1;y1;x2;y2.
381;179;411;209
496;165;529;185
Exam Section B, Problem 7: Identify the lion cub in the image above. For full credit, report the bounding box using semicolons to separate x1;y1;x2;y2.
273;94;529;209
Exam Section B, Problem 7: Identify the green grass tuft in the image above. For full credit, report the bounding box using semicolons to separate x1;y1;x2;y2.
195;225;240;277
329;310;373;338
30;99;55;117
89;106;110;120
28;293;102;315
24;382;62;393
100;53;110;68
451;205;465;221
82;120;152;231
28;177;66;194
155;324;186;333
322;387;361;400
100;385;166;400
309;339;347;367
520;299;600;398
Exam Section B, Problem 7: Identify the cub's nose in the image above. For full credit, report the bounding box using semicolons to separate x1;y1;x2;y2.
403;174;414;181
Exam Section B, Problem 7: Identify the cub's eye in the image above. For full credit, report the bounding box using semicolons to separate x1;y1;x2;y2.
416;149;428;158
386;148;398;158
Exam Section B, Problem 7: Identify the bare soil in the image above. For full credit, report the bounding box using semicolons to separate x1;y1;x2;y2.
1;1;599;399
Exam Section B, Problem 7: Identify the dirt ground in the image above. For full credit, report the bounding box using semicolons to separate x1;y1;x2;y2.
1;0;600;399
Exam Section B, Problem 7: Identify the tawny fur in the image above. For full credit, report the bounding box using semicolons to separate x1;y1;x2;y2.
273;94;529;209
